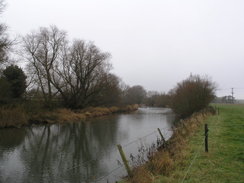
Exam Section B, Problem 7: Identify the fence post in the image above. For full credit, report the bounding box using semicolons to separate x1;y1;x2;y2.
218;107;220;115
205;124;208;152
117;144;132;177
157;128;166;144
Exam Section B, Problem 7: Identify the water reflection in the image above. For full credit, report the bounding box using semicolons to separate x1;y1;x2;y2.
0;108;174;183
0;128;27;150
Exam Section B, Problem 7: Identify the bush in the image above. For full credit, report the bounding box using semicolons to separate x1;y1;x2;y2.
2;65;27;98
170;75;215;118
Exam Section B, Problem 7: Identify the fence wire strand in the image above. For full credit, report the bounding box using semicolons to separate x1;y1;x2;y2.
93;165;123;182
181;139;205;183
122;130;159;148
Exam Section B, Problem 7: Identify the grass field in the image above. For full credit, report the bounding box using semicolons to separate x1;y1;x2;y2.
153;104;244;183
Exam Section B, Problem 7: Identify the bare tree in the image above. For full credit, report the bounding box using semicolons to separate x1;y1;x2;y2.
22;26;66;106
0;0;11;67
23;26;112;108
51;40;111;108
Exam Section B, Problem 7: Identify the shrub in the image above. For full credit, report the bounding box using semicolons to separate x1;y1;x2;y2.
2;65;27;98
170;75;215;118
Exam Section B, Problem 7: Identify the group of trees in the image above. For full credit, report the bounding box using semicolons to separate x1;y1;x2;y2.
0;22;147;109
0;0;216;116
0;0;145;109
22;26;117;108
21;26;151;108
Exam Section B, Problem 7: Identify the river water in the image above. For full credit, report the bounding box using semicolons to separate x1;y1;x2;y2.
0;107;175;183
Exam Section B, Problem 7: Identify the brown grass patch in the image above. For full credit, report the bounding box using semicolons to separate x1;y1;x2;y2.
0;104;139;128
30;108;86;124
130;166;154;183
0;107;28;127
28;104;139;125
147;151;173;175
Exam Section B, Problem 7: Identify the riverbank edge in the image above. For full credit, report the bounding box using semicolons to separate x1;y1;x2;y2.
119;106;216;183
0;104;139;128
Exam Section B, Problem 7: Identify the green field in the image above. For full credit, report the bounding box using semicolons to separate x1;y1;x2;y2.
154;104;244;183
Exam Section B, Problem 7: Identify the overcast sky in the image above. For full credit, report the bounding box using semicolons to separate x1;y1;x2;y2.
2;0;244;98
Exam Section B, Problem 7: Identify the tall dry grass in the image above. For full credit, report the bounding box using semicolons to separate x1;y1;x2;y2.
0;107;28;127
0;104;139;128
130;166;154;183
29;104;139;124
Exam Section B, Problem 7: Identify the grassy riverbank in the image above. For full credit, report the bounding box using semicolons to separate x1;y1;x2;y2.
121;104;244;183
155;104;244;183
0;104;139;128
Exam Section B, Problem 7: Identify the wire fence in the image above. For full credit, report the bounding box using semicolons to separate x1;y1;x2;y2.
180;139;205;183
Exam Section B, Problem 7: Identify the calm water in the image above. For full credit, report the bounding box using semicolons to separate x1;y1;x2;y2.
0;107;175;183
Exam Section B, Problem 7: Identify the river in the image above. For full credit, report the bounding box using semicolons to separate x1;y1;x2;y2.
0;107;175;183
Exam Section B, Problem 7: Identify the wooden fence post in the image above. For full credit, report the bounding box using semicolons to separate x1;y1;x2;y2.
157;128;166;144
117;144;132;177
205;124;208;152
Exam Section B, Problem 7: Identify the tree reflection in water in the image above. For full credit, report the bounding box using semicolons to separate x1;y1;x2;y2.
0;108;174;183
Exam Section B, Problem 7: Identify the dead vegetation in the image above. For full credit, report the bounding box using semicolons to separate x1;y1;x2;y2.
0;107;29;127
0;104;139;128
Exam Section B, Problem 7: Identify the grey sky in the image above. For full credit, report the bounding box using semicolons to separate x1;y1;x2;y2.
2;0;244;98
